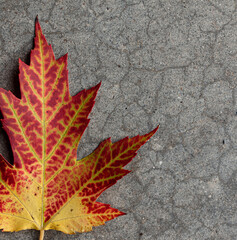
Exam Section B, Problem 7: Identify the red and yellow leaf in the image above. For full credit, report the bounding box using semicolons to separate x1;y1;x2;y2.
0;18;158;238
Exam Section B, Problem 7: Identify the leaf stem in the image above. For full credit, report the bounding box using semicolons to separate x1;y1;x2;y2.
39;229;44;240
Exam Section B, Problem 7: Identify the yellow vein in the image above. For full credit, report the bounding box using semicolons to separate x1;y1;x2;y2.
45;142;73;185
45;93;93;162
93;173;125;183
23;69;42;100
91;143;108;176
44;141;135;228
4;97;41;163
0;178;40;229
50;212;121;223
39;32;46;230
45;82;67;124
0;212;37;223
45;63;64;100
24;94;42;123
44;128;89;185
15;149;42;188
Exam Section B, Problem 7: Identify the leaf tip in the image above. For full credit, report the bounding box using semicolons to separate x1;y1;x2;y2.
138;125;159;145
94;81;102;91
35;15;42;35
88;81;102;99
148;125;159;137
153;124;160;133
119;211;126;216
35;15;40;28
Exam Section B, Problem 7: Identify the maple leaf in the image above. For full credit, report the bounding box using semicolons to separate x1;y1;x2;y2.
0;18;158;240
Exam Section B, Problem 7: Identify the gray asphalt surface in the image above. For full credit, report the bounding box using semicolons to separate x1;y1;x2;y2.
0;0;237;240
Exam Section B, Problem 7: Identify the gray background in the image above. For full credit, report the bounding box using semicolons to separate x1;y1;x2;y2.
0;0;237;239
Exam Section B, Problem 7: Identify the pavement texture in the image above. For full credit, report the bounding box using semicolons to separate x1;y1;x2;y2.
0;0;237;240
